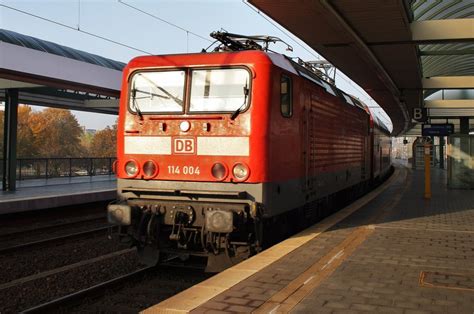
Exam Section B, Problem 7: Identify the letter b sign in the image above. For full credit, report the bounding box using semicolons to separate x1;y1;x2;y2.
413;108;427;122
174;138;195;154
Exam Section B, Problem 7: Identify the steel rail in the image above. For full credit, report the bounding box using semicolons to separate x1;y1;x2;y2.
20;261;207;313
0;226;111;255
20;266;154;313
0;249;135;291
0;215;106;239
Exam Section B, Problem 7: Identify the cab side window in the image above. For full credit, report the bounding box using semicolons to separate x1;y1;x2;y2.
280;75;292;117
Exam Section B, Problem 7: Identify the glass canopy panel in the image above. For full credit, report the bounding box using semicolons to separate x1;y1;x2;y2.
412;0;474;20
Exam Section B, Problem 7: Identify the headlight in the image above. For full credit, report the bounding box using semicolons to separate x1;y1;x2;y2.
125;160;139;177
205;210;233;233
211;163;227;180
180;120;191;132
143;160;158;178
232;163;249;181
112;160;118;174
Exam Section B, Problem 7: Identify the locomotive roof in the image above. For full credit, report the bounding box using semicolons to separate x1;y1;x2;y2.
127;50;390;134
270;53;369;111
267;52;390;134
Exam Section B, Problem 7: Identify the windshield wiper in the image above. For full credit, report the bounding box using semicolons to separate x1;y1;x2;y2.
133;87;170;100
131;88;144;120
139;74;184;107
230;84;249;120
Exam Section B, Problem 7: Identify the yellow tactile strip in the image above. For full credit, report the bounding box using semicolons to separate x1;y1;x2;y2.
142;168;402;314
255;225;376;313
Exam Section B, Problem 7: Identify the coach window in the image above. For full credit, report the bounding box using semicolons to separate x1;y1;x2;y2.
280;75;292;117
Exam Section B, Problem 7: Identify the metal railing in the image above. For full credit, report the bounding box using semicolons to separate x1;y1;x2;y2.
0;157;116;180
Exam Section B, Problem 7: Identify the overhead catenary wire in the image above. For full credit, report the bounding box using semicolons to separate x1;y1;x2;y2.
242;0;321;61
118;0;212;43
0;3;153;55
77;0;81;30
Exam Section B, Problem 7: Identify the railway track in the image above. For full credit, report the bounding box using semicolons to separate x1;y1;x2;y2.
20;260;209;313
0;201;110;251
0;214;105;239
21;265;154;313
0;226;111;255
0;243;142;313
0;211;207;314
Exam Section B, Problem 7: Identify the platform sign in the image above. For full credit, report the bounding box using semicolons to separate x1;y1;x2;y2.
413;108;427;122
422;123;454;136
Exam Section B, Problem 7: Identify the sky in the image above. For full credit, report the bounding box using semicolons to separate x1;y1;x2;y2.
0;0;392;131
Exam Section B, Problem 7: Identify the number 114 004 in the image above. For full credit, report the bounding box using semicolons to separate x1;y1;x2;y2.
167;165;200;175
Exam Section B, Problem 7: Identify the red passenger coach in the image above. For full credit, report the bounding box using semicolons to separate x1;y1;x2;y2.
108;32;392;271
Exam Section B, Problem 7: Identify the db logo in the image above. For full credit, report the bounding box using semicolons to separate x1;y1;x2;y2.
173;138;195;154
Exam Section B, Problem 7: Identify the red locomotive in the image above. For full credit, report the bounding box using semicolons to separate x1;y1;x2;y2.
108;32;392;271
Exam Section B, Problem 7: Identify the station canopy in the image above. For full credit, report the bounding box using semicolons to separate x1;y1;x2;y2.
249;0;473;136
0;29;125;114
408;0;474;135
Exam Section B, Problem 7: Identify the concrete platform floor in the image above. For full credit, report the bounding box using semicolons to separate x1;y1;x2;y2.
0;175;116;214
146;164;474;313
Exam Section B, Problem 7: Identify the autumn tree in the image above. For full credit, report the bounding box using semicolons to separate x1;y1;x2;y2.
90;124;117;157
17;106;37;157
0;105;37;158
29;108;84;157
1;106;115;161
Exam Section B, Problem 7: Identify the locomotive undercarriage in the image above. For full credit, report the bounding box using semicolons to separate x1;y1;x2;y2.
108;198;261;272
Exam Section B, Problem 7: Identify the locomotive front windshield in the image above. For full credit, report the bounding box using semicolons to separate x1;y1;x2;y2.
129;68;249;114
130;71;185;113
189;68;249;113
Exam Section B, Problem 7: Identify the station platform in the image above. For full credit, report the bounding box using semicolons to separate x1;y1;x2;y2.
0;175;116;214
145;163;474;313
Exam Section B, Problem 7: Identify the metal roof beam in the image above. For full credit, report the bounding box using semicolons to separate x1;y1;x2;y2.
83;99;119;108
423;76;474;89
0;78;43;89
425;99;474;109
0;90;118;114
411;18;474;43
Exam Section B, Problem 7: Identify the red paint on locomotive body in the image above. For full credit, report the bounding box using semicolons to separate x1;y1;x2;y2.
116;51;388;184
117;51;272;183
